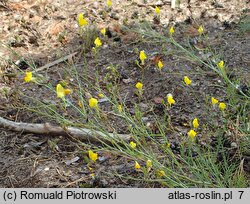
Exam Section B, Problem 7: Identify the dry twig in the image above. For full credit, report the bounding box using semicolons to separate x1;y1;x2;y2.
0;116;131;142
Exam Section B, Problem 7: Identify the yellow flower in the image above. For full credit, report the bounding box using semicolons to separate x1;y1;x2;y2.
56;84;71;98
129;141;136;149
106;0;112;7
157;60;164;70
134;161;141;169
219;102;226;111
94;37;102;48
89;97;98;109
184;76;192;86
78;13;88;27
166;143;171;148
118;104;122;112
24;71;35;82
157;170;166;177
198;25;204;35
192;118;199;129
136;82;143;90
98;93;104;98
167;94;175;106
101;28;106;36
139;50;147;65
155;6;160;15
88;150;98;162
217;60;224;69
188;129;197;139
56;84;65;98
169;26;175;35
146;160;152;168
211;97;219;105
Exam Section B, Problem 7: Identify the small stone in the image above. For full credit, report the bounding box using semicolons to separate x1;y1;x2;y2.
122;78;132;84
231;142;237;148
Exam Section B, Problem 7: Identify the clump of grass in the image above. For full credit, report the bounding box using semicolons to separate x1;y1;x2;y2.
13;11;250;188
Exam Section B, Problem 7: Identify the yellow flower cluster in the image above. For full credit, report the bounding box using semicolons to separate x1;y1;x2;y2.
211;97;226;111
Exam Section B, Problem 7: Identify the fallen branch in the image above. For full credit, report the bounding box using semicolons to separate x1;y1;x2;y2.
35;52;78;72
0;116;131;143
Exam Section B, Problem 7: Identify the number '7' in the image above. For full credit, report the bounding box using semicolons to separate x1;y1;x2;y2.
238;191;244;199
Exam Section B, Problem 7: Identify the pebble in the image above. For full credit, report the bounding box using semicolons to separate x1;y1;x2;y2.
155;1;164;6
231;142;237;148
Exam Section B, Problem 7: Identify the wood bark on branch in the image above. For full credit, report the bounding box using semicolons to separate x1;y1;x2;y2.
0;116;131;143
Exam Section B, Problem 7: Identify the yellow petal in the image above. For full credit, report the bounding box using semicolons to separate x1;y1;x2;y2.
94;37;102;48
78;13;88;27
136;82;143;90
107;0;112;7
88;150;98;162
167;94;175;105
217;60;224;69
219;102;226;111
118;104;122;112
89;98;98;109
192;118;199;129
134;161;141;169
198;25;204;35
139;50;147;65
211;97;219;105
64;89;71;95
169;26;175;35
155;6;160;14
56;84;65;98
184;76;192;85
98;93;104;98
188;129;197;139
157;170;166;177
24;72;34;83
101;28;106;36
157;60;164;70
129;141;136;149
